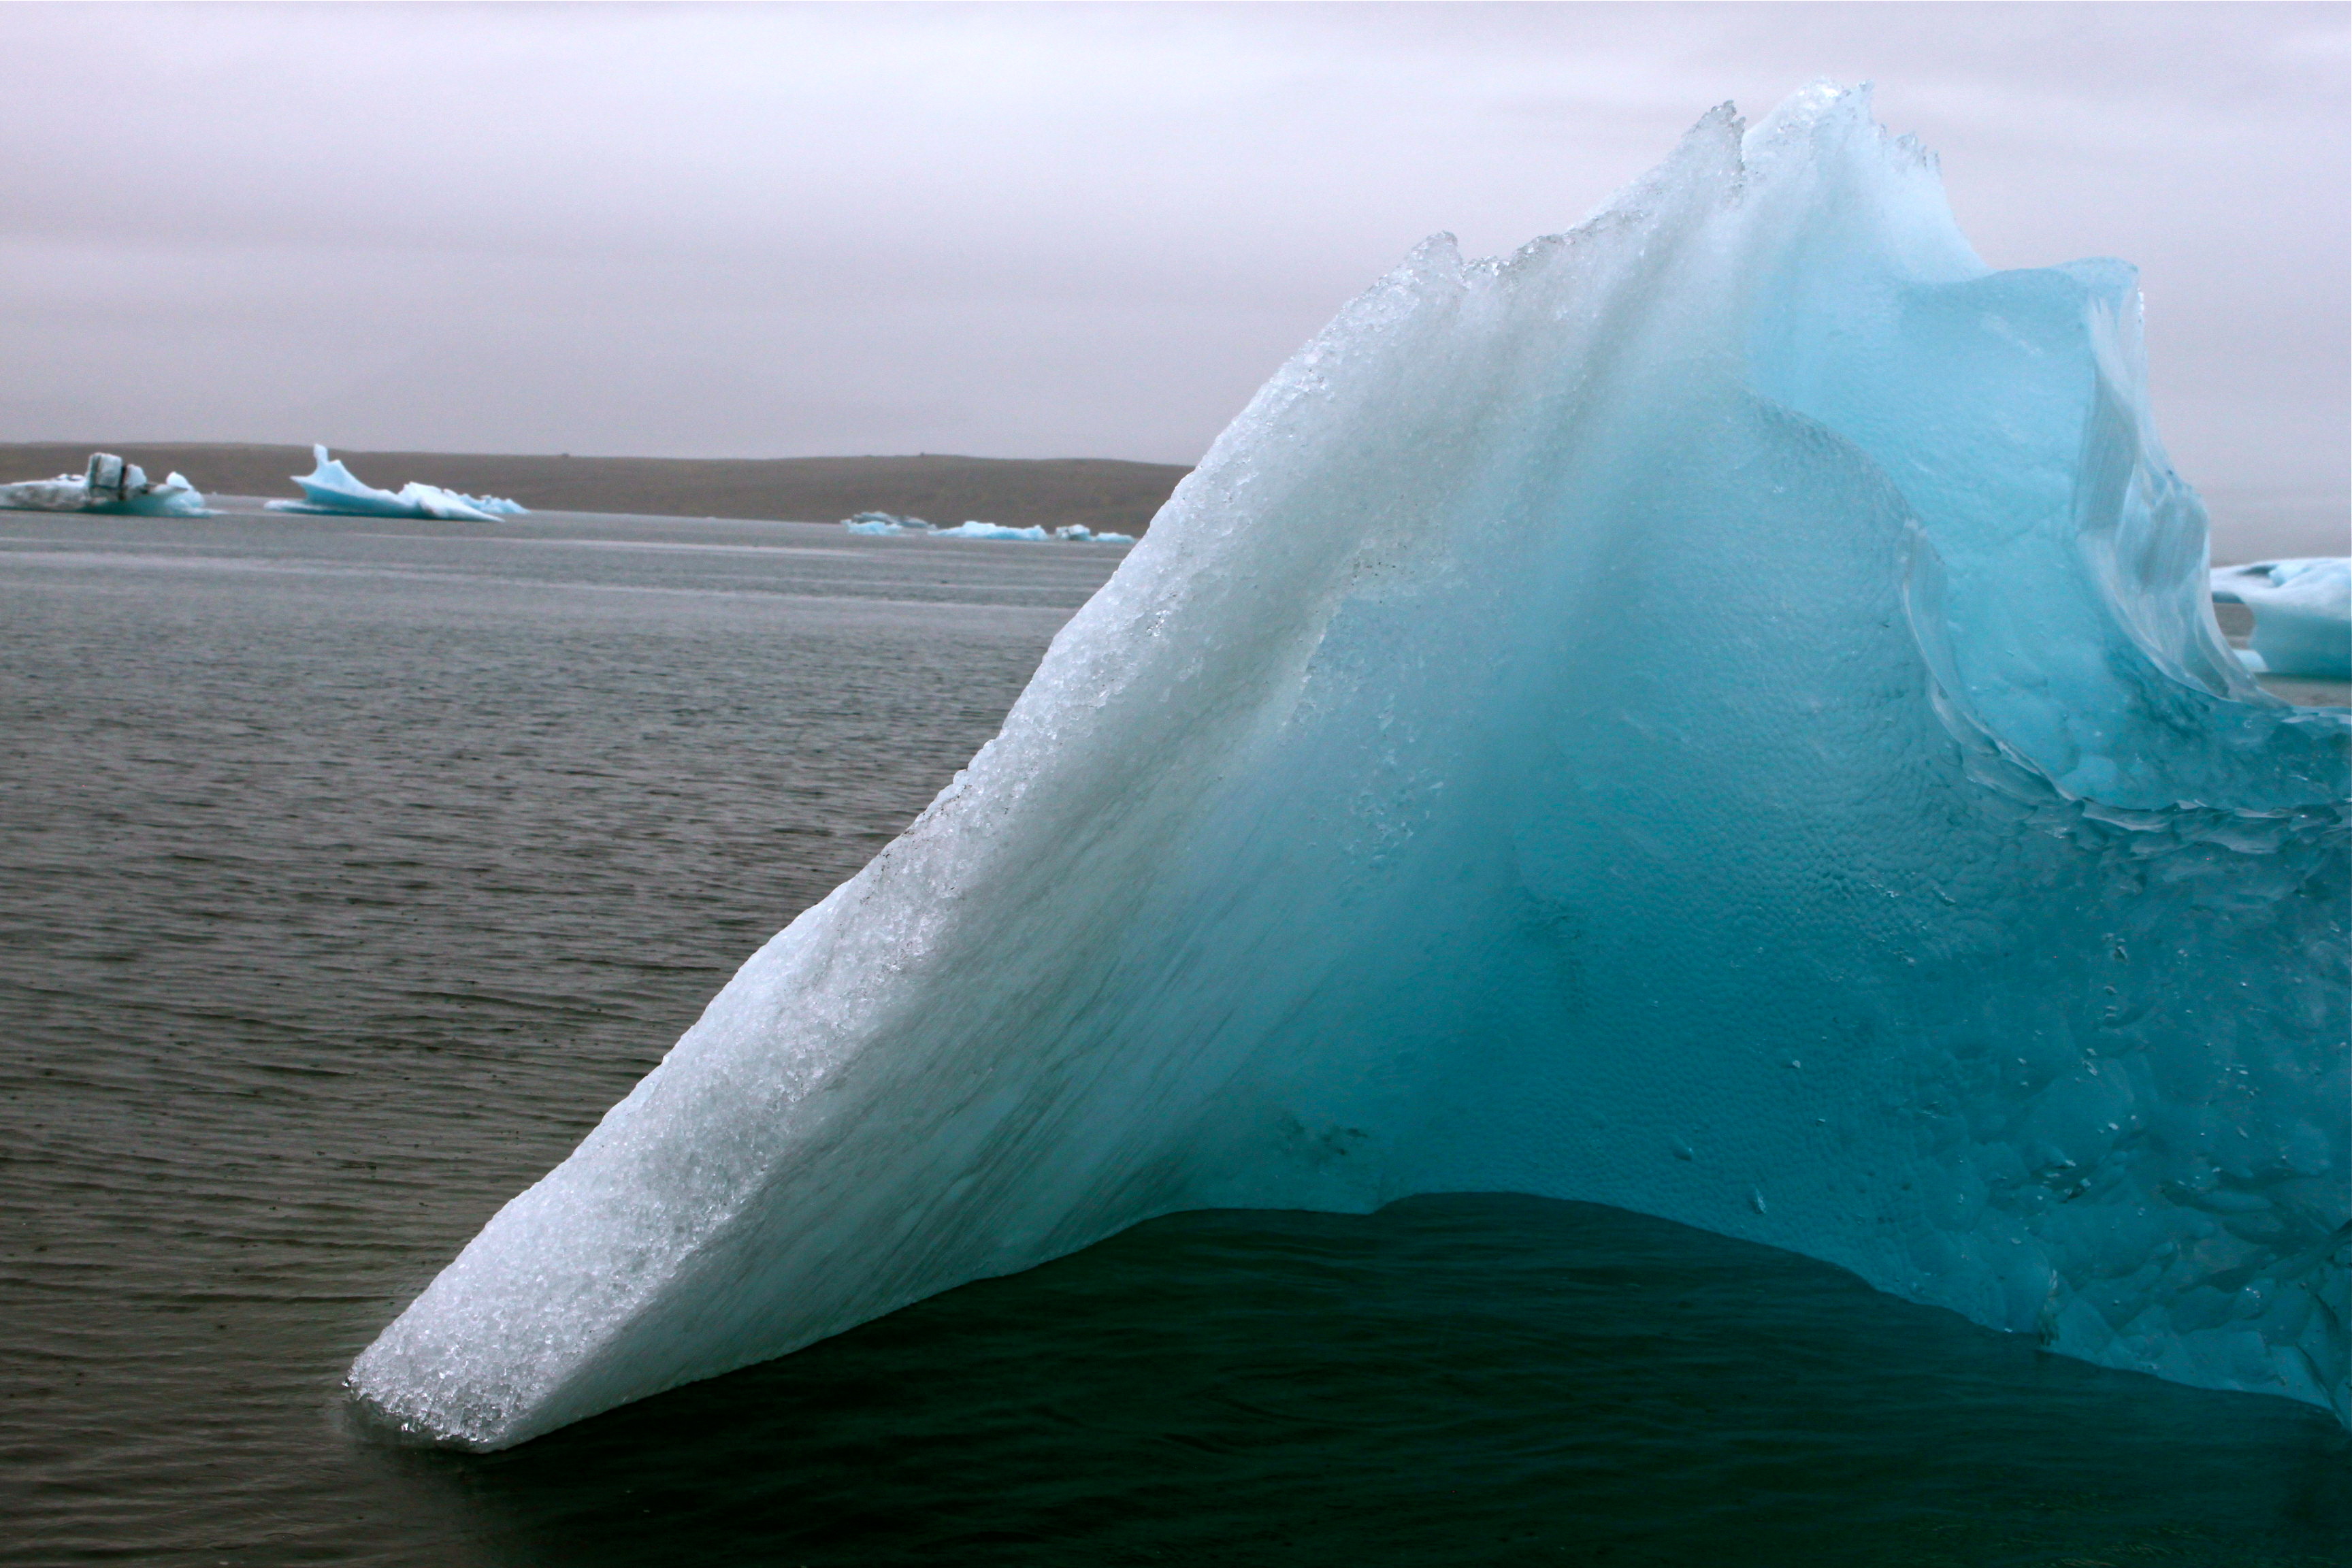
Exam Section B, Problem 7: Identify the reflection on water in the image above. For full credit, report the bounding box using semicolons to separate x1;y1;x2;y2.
1;508;2342;1566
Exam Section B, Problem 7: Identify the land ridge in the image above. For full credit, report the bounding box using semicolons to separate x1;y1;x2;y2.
0;443;1193;534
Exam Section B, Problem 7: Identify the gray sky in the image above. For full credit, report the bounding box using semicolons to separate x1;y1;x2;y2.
3;3;2344;544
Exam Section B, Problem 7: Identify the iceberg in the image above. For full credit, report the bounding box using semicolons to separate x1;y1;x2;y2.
267;445;525;523
2212;559;2351;681
0;452;208;517
935;519;1051;542
350;85;2350;1450
843;510;932;536
842;514;1134;544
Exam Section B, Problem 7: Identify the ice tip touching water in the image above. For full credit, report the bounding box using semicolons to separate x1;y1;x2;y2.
347;82;2351;1450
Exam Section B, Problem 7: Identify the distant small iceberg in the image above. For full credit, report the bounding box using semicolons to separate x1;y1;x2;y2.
843;510;932;536
840;511;1132;544
2212;557;2351;681
1052;524;1135;544
936;519;1050;542
0;453;209;517
267;445;525;524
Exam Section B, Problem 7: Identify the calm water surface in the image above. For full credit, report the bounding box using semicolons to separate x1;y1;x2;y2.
1;506;2343;1566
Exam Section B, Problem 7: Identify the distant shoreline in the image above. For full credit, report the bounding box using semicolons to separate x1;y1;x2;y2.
0;443;1192;537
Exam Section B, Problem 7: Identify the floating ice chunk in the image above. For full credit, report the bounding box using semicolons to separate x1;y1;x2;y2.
935;519;1051;542
265;445;525;523
842;511;934;536
2212;559;2351;681
0;452;209;517
845;514;1129;543
350;84;2349;1450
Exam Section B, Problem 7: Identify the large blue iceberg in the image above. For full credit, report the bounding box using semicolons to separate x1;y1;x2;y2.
267;444;525;523
351;86;2350;1448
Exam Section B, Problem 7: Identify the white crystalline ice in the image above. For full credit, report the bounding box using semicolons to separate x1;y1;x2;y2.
0;452;209;517
1054;525;1137;545
2212;559;2351;681
350;85;2351;1450
266;445;525;523
936;520;1051;541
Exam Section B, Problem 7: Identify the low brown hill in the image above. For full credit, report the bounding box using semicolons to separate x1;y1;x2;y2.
0;444;1193;535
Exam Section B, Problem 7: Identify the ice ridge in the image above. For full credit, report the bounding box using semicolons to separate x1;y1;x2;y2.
352;84;2350;1449
267;445;525;523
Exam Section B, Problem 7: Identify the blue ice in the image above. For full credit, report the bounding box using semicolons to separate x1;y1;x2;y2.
267;445;525;523
843;513;1132;544
843;510;932;535
351;85;2350;1450
937;520;1051;541
2212;559;2351;681
0;452;208;517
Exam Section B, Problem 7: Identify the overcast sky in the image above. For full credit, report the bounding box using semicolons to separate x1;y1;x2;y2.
3;3;2344;532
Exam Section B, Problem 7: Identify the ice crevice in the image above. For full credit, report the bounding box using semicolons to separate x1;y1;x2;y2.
350;83;2350;1448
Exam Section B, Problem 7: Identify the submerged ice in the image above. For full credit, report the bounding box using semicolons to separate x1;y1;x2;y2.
268;445;525;523
352;86;2351;1449
0;452;208;517
2213;559;2351;681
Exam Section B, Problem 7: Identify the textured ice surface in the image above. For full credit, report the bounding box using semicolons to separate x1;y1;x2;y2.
0;452;208;517
351;86;2351;1449
267;445;525;523
2213;559;2351;681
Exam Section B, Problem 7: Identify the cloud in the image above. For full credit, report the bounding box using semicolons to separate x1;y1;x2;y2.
1;0;2342;540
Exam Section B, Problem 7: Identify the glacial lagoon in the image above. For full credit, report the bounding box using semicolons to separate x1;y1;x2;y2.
1;502;2343;1565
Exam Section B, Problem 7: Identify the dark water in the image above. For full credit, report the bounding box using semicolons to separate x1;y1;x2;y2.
1;507;2343;1567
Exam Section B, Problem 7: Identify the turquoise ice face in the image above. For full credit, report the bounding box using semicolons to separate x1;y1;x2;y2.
349;84;2350;1450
